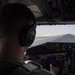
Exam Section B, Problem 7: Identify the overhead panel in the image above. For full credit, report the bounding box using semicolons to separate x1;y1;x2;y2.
3;0;75;25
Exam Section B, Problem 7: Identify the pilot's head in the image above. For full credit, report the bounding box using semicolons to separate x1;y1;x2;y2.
0;3;36;60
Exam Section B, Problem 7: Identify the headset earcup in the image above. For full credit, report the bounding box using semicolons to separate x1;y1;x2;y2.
19;26;36;47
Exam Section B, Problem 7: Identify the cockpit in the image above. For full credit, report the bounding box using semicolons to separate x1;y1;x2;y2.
0;0;75;75
26;25;75;75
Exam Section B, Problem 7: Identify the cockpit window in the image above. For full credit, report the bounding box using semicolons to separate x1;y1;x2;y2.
30;25;75;47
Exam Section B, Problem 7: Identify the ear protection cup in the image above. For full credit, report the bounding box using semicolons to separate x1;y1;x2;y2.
19;24;36;47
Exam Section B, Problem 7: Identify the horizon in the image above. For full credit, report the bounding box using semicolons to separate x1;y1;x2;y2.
36;33;75;37
31;33;75;47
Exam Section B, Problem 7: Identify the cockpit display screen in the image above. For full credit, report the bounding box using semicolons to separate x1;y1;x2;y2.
47;56;57;62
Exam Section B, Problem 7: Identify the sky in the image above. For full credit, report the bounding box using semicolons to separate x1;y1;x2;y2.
36;25;75;35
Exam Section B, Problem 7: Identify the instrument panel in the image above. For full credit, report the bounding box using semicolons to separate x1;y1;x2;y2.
27;42;75;75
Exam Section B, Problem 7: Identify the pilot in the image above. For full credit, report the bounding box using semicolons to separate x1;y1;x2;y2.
0;3;58;75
